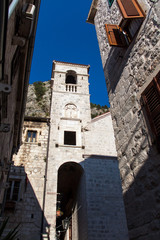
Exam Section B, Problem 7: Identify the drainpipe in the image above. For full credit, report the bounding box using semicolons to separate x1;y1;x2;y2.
40;118;51;240
8;0;20;19
0;0;9;81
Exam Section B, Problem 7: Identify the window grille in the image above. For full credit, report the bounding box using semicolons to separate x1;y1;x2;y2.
64;131;76;145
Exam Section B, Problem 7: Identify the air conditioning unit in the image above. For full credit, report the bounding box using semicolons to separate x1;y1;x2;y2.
18;3;35;38
23;3;36;19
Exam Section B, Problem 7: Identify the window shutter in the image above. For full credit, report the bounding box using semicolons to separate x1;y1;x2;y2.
155;71;160;88
142;73;160;150
117;0;145;19
105;24;128;47
108;0;114;7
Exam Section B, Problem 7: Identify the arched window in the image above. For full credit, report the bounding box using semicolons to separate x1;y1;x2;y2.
65;70;77;84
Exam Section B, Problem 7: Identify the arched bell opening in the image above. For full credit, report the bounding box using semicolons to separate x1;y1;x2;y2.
65;71;77;84
56;162;83;240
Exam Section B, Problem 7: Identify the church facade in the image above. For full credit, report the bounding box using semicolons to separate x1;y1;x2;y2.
4;61;128;240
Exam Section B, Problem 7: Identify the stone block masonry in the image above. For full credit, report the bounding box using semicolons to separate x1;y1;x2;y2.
44;61;128;240
4;61;129;240
81;155;129;240
4;118;49;240
87;0;160;239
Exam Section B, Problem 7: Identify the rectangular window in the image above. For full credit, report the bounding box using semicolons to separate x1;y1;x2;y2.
64;131;76;145
105;24;129;47
6;180;21;201
141;71;160;151
26;130;37;142
105;0;145;47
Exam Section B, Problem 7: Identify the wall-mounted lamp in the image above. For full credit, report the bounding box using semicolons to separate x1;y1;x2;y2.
62;218;70;230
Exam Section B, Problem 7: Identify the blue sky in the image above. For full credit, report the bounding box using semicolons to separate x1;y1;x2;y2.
29;0;110;106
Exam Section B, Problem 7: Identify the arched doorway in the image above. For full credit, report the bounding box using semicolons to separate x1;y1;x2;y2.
56;162;83;240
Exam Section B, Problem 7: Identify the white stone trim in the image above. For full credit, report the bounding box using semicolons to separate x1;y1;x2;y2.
57;144;83;149
60;117;81;122
52;70;89;76
52;90;90;96
53;60;90;69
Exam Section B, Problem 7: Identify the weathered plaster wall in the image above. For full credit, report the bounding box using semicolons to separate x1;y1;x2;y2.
92;0;160;239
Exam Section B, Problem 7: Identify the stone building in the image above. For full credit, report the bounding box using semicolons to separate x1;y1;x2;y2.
4;61;129;240
0;0;41;212
87;0;160;239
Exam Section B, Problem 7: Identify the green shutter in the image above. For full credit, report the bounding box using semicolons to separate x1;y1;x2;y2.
108;0;114;7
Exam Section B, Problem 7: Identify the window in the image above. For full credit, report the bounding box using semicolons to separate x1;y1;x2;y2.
108;0;114;7
6;180;21;201
105;0;145;47
105;24;129;47
66;75;76;84
26;130;37;142
141;71;160;151
64;131;76;145
65;71;77;84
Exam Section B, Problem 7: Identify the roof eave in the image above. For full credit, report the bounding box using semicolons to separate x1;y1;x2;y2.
86;0;99;24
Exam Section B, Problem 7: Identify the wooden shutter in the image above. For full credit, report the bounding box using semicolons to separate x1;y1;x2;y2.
105;24;128;47
142;72;160;150
117;0;145;19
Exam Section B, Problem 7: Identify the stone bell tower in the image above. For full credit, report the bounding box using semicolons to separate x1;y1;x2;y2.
44;61;91;239
4;60;128;240
43;60;128;240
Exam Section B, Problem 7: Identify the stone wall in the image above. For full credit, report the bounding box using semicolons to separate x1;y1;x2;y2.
4;61;129;240
44;62;92;240
4;119;49;240
89;0;160;239
82;155;128;240
84;112;117;156
0;0;40;209
0;0;27;206
44;61;128;240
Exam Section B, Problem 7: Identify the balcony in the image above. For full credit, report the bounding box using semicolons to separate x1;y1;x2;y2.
65;84;77;93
